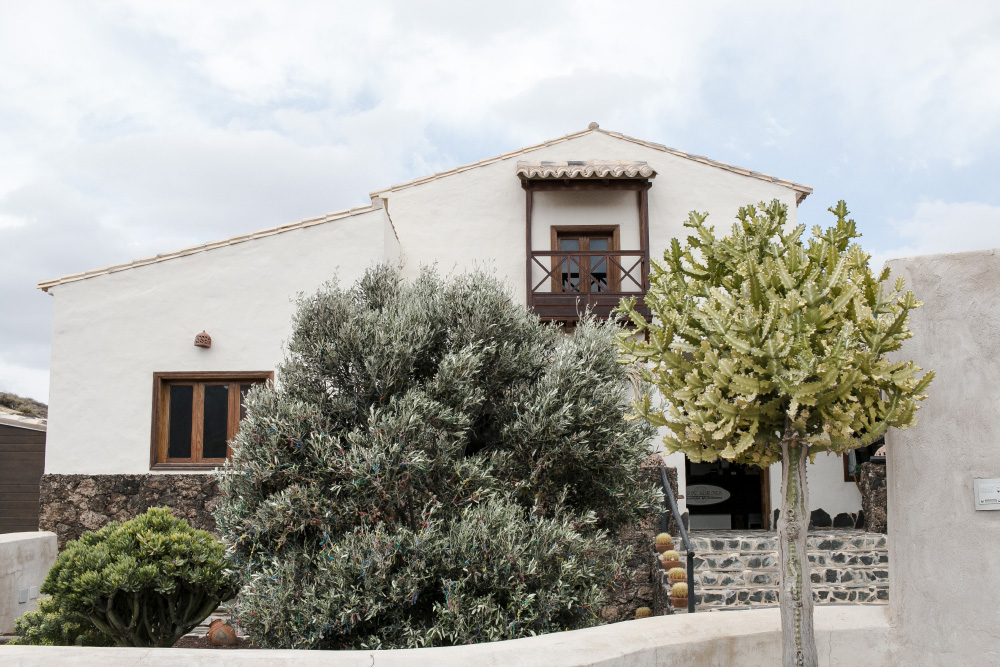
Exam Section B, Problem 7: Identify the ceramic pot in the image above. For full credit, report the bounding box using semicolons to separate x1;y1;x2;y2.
207;619;237;646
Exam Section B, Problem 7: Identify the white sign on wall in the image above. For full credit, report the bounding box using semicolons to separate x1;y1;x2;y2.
686;484;731;506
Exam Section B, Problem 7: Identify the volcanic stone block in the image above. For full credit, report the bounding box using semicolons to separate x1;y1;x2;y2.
810;508;832;528
858;462;887;533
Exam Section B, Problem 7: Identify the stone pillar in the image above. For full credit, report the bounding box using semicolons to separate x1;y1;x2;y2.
885;250;1000;665
857;462;887;533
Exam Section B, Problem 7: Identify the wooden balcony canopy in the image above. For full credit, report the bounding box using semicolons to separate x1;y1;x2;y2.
519;160;655;322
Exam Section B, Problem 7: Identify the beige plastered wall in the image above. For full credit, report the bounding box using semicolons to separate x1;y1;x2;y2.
44;207;389;475
884;248;1000;665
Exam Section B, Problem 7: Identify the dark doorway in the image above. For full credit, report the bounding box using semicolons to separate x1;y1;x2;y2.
685;458;770;530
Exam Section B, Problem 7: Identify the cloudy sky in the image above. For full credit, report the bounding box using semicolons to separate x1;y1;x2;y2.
2;1;999;402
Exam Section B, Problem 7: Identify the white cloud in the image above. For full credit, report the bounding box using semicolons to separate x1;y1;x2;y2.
0;1;999;401
871;200;1000;269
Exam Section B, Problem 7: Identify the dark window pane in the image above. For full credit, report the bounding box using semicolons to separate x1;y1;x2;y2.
589;238;609;251
203;385;229;459
591;255;608;292
239;384;253;421
167;385;193;459
559;238;580;251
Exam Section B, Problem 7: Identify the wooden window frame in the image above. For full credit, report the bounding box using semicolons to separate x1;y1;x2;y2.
549;225;621;293
150;371;273;470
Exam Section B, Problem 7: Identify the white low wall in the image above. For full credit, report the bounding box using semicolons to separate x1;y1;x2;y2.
0;532;57;634
1;606;889;666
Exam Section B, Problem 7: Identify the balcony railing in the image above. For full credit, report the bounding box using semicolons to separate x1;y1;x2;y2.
528;249;649;320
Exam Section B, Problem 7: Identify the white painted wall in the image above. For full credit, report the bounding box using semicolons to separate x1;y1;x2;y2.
768;452;862;521
0;532;57;633
47;127;848;521
381;131;799;300
3;606;891;666
883;249;1000;666
45;207;388;475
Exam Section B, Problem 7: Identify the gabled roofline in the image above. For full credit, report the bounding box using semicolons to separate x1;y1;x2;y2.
38;125;812;293
38;201;384;292
369;125;813;204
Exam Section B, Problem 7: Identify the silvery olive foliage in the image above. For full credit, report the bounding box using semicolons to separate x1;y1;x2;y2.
15;507;238;647
215;265;657;650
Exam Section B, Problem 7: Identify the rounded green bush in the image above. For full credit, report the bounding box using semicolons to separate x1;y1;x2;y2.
38;507;238;647
7;596;112;646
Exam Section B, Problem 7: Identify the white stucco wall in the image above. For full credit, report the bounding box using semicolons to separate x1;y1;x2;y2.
45;127;833;512
883;249;1000;666
2;606;891;666
45;207;389;475
768;452;862;521
380;131;799;299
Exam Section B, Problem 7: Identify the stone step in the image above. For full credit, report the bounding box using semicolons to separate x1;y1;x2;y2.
690;566;888;588
676;529;887;555
659;529;889;611
685;551;888;571
694;584;888;609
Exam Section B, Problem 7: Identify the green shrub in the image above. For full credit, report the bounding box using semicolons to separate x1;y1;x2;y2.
215;265;659;649
38;507;239;647
8;596;112;646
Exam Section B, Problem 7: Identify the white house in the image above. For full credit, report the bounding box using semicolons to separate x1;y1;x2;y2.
37;123;866;540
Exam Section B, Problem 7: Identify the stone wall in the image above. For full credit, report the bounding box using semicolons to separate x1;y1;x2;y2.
599;457;680;623
0;532;57;633
39;474;220;549
857;462;887;533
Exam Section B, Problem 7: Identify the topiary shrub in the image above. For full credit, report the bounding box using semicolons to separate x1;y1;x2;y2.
215;265;659;649
8;597;112;646
37;506;238;647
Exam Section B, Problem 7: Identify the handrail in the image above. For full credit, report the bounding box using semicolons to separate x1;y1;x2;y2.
660;465;696;614
529;250;646;294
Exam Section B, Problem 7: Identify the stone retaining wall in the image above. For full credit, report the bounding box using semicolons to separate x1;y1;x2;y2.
39;474;219;549
598;457;679;623
39;464;678;625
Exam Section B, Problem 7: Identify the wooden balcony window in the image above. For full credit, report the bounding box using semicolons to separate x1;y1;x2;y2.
519;163;654;321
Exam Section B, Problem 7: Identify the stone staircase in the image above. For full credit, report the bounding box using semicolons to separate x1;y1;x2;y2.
664;530;888;612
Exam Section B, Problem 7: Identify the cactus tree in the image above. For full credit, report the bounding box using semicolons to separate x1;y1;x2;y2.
617;200;932;666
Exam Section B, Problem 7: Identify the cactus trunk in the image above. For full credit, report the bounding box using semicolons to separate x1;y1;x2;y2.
778;423;818;667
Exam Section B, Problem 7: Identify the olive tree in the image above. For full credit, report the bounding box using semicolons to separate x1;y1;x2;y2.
616;200;933;666
215;265;658;649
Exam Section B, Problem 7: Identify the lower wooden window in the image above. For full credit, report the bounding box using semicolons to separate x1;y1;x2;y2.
150;371;272;470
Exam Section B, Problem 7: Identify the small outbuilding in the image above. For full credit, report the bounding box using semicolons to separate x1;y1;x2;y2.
0;413;46;534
